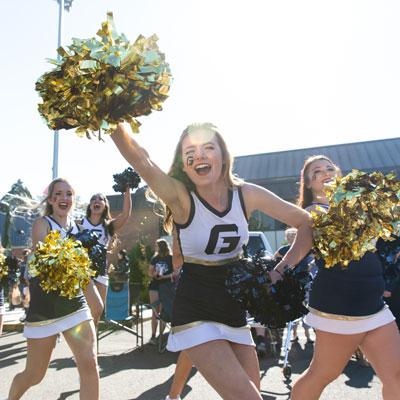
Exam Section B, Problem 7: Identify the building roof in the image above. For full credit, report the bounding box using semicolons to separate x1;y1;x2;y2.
233;137;400;184
232;137;400;199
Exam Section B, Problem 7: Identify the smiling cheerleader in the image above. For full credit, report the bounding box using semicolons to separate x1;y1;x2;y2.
78;188;131;328
291;155;400;400
7;178;99;400
110;122;312;399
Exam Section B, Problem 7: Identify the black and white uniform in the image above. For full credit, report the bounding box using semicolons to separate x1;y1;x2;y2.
304;203;395;334
81;217;109;286
24;216;92;338
167;188;254;352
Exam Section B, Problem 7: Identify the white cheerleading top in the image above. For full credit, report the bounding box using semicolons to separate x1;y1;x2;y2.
175;188;249;265
44;216;79;237
81;217;110;247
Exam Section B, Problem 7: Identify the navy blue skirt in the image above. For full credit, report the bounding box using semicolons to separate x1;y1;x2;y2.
309;252;385;317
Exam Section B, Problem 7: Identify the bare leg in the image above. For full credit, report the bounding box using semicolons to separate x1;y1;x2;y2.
94;280;107;324
230;342;261;391
185;340;262;400
149;290;160;338
354;347;369;367
94;280;107;306
169;351;193;399
359;322;400;400
291;329;364;400
8;335;57;400
84;280;104;328
63;320;99;400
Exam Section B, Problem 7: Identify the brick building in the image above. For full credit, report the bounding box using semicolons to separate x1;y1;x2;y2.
106;187;161;264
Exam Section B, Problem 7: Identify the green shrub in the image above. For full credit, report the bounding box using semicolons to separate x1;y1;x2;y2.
128;240;153;304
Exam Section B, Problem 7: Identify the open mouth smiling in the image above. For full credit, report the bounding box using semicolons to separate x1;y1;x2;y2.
59;202;69;210
195;163;211;175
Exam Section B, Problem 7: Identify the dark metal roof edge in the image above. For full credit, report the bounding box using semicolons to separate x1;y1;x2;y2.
233;137;400;161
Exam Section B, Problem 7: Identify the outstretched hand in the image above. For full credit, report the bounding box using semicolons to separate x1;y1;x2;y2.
269;269;282;284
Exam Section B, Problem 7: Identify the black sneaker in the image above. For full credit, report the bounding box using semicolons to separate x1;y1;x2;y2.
149;336;157;345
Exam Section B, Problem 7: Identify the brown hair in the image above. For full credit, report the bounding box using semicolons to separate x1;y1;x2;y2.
155;239;171;259
160;123;243;233
297;155;340;209
85;193;117;251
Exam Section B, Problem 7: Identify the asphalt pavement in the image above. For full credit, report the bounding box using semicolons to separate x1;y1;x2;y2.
1;305;384;400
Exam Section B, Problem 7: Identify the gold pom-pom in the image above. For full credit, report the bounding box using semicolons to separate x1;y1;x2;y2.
35;12;172;139
0;253;8;281
312;170;400;268
28;230;94;299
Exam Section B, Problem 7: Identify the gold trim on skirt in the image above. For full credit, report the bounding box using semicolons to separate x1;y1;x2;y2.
308;304;388;321
170;320;250;334
183;254;243;266
25;307;90;327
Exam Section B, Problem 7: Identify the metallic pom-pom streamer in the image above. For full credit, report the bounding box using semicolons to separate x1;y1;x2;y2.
0;253;7;283
312;170;400;268
2;256;20;285
112;167;141;193
36;12;172;139
28;230;94;299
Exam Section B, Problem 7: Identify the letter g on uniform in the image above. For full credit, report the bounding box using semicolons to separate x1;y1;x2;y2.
204;224;240;255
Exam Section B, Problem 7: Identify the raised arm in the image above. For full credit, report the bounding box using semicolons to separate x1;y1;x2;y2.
242;183;313;272
111;124;189;223
111;187;132;232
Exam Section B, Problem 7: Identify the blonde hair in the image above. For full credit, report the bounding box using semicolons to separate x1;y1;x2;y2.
41;178;75;216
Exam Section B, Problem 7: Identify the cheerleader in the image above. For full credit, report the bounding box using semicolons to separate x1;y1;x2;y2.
7;178;99;400
111;122;312;399
79;188;131;327
291;155;400;400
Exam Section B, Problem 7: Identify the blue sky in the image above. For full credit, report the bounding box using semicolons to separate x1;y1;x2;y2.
1;0;399;202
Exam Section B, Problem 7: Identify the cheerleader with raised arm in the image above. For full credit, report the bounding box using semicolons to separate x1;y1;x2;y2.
111;122;312;399
79;188;131;328
291;155;400;400
7;178;99;400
